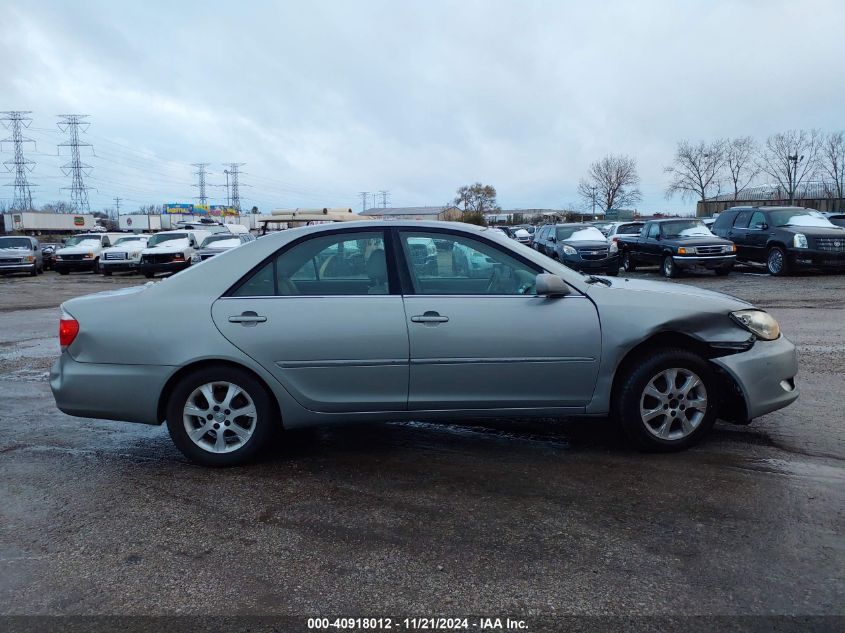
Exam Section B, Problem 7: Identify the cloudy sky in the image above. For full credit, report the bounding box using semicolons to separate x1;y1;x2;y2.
2;0;843;215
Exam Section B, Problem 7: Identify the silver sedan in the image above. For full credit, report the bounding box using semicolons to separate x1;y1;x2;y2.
50;221;799;466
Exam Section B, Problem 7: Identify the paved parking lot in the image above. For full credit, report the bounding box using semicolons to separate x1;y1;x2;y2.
0;268;843;617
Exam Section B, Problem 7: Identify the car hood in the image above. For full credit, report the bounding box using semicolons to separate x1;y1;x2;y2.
0;247;31;257
587;276;751;310
562;240;609;249
142;240;190;254
666;236;734;246
777;225;845;236
56;246;98;255
103;245;145;255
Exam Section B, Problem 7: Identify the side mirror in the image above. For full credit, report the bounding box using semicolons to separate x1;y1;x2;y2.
536;273;570;297
548;235;556;243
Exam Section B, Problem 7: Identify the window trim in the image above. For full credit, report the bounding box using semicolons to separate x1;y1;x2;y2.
392;226;544;297
223;226;397;298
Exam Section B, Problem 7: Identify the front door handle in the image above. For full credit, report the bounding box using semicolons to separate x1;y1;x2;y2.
411;311;449;324
229;311;267;326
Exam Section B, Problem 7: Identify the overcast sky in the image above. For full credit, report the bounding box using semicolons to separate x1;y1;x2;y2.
2;0;843;215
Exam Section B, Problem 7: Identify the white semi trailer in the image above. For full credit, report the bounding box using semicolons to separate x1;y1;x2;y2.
1;212;95;235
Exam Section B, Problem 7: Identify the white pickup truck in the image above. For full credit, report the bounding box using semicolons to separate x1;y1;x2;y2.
139;229;212;278
99;235;150;276
54;233;125;275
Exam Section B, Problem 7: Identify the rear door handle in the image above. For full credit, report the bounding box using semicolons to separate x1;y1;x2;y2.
411;311;449;324
229;311;267;326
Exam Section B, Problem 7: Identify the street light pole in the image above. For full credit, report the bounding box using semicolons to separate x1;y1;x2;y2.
787;154;803;205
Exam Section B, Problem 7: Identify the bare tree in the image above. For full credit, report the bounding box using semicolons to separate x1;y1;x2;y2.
664;139;725;202
757;129;822;205
724;136;759;200
577;154;641;212
820;131;845;209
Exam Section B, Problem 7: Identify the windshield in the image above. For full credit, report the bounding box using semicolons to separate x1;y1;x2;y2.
201;235;240;248
617;223;644;235
769;209;837;228
0;237;31;250
556;226;606;241
147;233;188;246
63;236;101;248
660;220;714;238
114;236;146;246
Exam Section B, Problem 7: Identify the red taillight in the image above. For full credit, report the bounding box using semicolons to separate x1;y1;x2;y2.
59;316;79;348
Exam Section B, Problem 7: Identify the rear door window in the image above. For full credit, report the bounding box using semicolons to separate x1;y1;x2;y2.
733;210;753;228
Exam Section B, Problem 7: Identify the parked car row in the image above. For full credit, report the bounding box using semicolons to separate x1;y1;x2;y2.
0;223;256;278
525;206;845;278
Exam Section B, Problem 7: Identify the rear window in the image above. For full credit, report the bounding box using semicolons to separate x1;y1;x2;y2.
733;210;753;228
617;223;643;235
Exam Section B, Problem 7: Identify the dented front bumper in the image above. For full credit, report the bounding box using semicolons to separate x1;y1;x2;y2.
711;335;799;422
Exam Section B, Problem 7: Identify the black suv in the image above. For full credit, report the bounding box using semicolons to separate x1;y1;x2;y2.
711;206;845;275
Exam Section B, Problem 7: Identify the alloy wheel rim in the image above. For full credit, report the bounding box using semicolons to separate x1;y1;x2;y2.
639;367;708;441
664;258;673;276
769;250;783;274
183;381;257;453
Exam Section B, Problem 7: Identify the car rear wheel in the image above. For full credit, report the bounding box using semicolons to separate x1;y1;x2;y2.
166;366;276;467
766;246;790;276
615;349;717;451
622;251;637;272
102;268;112;276
661;255;679;278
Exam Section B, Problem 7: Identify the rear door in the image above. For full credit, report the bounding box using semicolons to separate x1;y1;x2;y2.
729;209;754;259
211;229;410;413
396;229;601;411
745;210;770;261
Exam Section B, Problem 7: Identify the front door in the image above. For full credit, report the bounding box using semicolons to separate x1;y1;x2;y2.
212;229;409;413
396;230;601;411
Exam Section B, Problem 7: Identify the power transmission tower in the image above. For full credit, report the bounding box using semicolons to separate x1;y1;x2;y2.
378;190;390;208
359;191;369;212
191;163;210;206
57;115;94;213
0;111;37;210
223;163;246;211
113;196;122;218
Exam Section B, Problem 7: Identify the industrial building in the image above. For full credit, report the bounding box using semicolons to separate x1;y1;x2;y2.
697;182;844;216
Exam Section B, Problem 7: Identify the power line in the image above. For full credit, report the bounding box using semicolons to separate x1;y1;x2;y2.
378;190;390;208
113;196;122;217
191;162;210;205
57;114;94;212
0;111;37;210
359;191;369;212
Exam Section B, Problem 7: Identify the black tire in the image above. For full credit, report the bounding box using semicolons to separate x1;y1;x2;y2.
166;365;277;467
661;254;679;278
615;348;717;452
622;250;637;272
58;269;69;275
92;258;101;274
766;246;790;276
102;268;112;276
605;264;619;277
144;272;154;279
37;264;44;274
29;265;37;277
714;267;731;276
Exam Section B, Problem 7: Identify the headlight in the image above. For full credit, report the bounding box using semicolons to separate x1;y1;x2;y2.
793;233;808;249
727;243;737;252
731;309;780;341
562;245;577;255
677;247;692;255
24;255;34;262
83;252;94;259
609;241;618;253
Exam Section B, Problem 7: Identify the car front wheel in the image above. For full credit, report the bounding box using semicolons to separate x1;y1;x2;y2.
622;251;637;272
615;349;717;451
662;255;679;278
766;246;790;276
166;366;276;466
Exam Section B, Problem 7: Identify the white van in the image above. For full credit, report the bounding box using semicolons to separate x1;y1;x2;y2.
100;234;150;276
54;233;125;275
138;229;211;278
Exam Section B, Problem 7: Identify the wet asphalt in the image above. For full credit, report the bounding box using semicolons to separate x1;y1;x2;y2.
0;267;843;618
